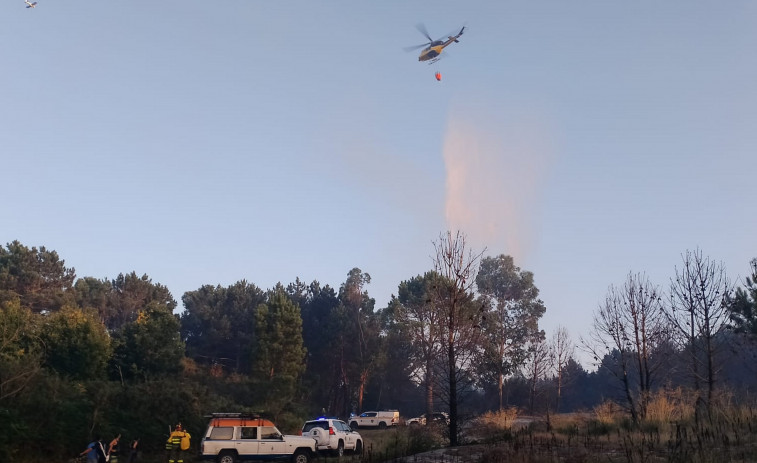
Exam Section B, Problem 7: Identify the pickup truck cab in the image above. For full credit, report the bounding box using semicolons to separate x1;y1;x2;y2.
200;413;316;463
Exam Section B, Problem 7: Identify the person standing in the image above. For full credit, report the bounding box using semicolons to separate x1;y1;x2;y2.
97;437;108;463
127;439;139;463
165;423;191;463
107;434;121;463
79;436;106;463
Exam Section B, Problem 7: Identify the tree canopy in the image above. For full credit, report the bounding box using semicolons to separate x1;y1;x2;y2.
2;238;757;460
0;241;76;313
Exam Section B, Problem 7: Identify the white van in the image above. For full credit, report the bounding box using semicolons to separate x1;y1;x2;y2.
348;410;400;430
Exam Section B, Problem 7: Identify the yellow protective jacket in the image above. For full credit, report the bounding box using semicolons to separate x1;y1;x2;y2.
166;430;191;451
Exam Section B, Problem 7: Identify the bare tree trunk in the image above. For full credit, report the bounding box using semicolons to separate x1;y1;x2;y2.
498;371;504;411
584;273;665;425
556;368;562;413
550;326;573;413
357;369;368;412
621;365;638;424
448;325;458;445
525;338;548;415
432;231;483;447
425;366;434;418
667;249;732;417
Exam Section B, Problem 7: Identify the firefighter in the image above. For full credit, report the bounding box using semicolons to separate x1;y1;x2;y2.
165;423;191;463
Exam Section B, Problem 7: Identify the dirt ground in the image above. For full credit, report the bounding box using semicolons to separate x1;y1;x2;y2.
387;446;488;463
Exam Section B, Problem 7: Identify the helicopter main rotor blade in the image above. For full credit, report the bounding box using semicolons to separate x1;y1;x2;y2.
403;42;430;52
415;23;433;43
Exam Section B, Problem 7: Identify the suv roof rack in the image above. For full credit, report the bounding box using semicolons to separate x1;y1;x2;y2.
205;412;262;419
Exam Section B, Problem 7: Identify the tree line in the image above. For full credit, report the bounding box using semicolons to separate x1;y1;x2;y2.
1;235;756;461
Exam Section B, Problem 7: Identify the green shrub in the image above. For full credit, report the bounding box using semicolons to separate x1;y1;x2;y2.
586;419;612;436
405;426;446;455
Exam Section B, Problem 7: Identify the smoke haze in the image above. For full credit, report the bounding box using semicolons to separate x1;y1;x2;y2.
443;104;555;263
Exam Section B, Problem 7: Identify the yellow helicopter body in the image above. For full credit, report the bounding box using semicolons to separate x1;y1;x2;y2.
410;26;465;63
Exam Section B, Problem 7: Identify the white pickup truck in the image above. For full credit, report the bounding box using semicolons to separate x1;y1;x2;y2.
348;410;400;430
200;413;316;463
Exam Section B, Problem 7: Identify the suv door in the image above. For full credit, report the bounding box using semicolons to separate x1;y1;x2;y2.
259;426;287;457
336;421;354;449
236;426;260;456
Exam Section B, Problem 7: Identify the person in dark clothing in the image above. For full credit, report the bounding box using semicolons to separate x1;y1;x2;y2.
128;439;139;463
80;436;107;463
97;438;108;463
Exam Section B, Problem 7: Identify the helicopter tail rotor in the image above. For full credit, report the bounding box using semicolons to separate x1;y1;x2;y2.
448;26;465;42
455;27;464;42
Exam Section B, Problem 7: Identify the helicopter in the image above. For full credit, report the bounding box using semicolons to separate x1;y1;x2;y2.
25;0;37;7
405;24;465;64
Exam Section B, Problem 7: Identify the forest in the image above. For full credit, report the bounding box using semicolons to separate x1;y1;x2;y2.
1;234;757;462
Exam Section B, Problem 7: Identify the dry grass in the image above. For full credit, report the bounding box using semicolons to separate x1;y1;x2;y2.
549;413;588;435
592;400;622;425
158;395;757;463
477;408;519;430
333;405;757;463
349;398;757;463
644;387;694;425
358;426;448;462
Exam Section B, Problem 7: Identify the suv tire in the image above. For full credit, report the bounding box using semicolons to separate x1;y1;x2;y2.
349;421;359;431
217;450;237;463
292;449;310;463
333;441;344;457
354;440;363;455
378;422;387;429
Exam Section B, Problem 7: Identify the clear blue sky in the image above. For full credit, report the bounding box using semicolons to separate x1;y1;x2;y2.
3;1;756;356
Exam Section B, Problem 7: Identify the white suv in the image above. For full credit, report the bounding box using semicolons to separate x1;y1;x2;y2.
406;412;449;426
200;413;317;463
301;418;363;457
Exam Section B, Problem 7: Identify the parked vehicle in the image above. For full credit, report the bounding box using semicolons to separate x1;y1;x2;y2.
301;418;363;457
406;412;450;426
348;410;400;430
200;413;317;463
